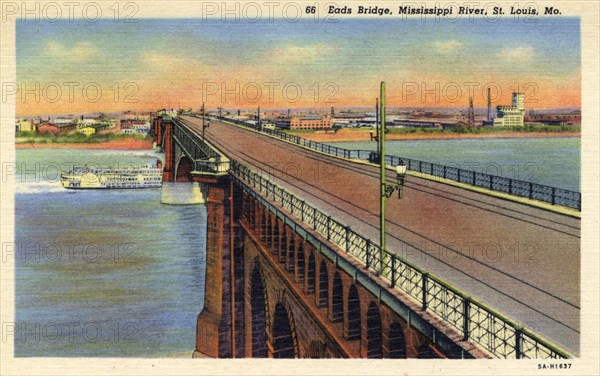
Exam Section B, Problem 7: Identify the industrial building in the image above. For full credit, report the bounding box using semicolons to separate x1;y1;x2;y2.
275;115;332;130
525;112;581;125
493;93;525;127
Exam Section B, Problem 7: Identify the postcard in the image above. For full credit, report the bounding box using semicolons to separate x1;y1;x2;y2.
1;1;598;375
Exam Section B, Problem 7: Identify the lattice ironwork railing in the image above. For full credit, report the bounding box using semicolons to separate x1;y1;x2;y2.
172;119;228;174
425;277;465;334
468;303;518;359
385;155;580;210
172;119;220;159
521;331;566;359
394;260;423;302
229;160;572;359
347;231;368;262
215;115;580;210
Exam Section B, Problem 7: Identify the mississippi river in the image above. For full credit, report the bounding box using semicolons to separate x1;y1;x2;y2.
14;149;206;357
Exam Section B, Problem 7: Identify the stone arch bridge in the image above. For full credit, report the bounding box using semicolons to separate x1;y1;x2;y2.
151;114;576;359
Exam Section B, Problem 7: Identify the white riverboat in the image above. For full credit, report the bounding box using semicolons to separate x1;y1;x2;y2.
61;163;163;189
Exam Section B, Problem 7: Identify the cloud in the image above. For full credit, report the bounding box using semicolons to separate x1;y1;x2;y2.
275;43;336;61
45;41;98;61
142;52;206;74
140;52;220;84
432;40;463;53
499;46;536;61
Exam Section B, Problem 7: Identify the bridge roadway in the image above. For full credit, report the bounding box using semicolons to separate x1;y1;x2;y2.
180;115;580;355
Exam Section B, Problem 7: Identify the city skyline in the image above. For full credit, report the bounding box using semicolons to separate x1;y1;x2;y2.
16;17;581;116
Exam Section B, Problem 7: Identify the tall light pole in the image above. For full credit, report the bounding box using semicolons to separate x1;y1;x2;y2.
379;82;386;273
379;82;407;276
202;102;206;139
257;105;261;131
375;97;380;156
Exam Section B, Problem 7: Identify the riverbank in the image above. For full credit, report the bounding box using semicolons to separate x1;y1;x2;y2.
15;138;154;150
299;129;581;143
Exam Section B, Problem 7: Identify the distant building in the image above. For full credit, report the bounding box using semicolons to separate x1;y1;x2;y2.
157;109;178;118
77;115;100;129
525;112;581;125
38;124;59;135
122;113;151;121
120;119;150;135
392;120;443;129
54;117;75;126
120;119;146;129
493;93;525;127
16;120;35;132
56;123;77;133
275;115;332;130
79;127;96;136
90;123;111;132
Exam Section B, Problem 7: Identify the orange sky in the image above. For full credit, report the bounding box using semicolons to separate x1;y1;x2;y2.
15;18;581;116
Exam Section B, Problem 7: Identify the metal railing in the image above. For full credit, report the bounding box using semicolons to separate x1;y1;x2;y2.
381;154;581;210
229;159;572;359
217;116;580;211
172;118;221;160
214;116;372;160
193;159;230;175
171;118;229;175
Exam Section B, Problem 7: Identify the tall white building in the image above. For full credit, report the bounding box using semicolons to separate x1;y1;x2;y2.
493;92;525;127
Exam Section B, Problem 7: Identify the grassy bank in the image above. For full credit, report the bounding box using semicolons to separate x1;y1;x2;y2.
447;124;580;134
15;131;150;144
283;124;580;135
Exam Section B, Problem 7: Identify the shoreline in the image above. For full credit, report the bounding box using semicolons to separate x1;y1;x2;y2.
14;132;580;149
299;130;581;143
15;139;154;150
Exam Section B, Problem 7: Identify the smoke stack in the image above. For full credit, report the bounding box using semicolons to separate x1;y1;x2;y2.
257;106;261;129
487;87;492;122
468;96;475;127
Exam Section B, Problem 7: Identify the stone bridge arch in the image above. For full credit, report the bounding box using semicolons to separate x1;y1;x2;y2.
250;263;269;358
271;301;297;358
175;155;194;182
366;302;383;358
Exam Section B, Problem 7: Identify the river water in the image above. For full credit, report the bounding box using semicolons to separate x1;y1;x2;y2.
14;148;206;357
327;137;580;191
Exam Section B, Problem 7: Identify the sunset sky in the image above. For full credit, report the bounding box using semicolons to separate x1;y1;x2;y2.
16;17;581;116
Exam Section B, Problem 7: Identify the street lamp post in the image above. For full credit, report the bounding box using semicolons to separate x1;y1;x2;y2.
257;105;261;131
376;97;380;156
378;81;407;276
202;102;205;139
201;102;211;139
379;82;386;275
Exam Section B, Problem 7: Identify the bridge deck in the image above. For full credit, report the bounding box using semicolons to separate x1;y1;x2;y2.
180;116;580;355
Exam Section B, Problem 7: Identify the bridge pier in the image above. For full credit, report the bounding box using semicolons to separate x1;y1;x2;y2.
193;178;245;358
161;120;174;182
160;182;206;205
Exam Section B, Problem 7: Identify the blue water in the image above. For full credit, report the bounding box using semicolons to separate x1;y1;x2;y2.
327;137;580;191
14;149;206;357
